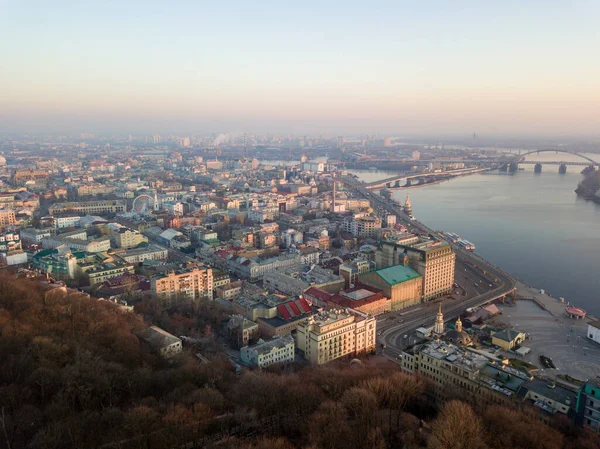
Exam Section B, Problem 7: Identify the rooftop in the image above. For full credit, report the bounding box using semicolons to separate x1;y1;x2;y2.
245;335;294;355
492;328;524;342
374;264;421;286
522;378;577;406
140;326;181;349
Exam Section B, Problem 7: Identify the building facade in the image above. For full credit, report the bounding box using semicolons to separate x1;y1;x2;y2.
295;309;376;364
151;267;214;301
376;240;455;301
342;215;382;239
49;200;127;216
0;209;17;229
118;245;169;263
241;335;295;369
359;264;422;310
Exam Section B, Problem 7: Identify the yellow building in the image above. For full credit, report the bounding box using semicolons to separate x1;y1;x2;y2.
359;264;422;310
151;267;213;302
376;240;455;301
295;309;376;365
0;209;17;229
491;329;526;351
111;227;148;249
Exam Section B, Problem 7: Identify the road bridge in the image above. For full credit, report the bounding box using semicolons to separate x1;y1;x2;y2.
364;167;490;190
517;149;599;165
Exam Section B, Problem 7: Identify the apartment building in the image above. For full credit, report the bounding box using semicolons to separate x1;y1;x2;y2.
342;215;382;239
151;266;213;302
0;209;17;229
295;309;376;365
339;259;375;289
110;227;148;249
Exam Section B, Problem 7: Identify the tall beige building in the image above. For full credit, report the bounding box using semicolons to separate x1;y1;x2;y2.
0;209;17;229
110;227;148;249
151;267;213;302
376;240;455;301
295;310;376;365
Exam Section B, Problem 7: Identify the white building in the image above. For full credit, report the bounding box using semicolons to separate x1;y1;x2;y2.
342;216;382;239
241;335;295;369
21;227;54;243
588;321;600;345
281;229;303;248
119;245;169;263
295;309;376;365
54;215;82;229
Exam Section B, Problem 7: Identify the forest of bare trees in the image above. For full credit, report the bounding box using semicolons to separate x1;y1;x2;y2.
0;272;599;449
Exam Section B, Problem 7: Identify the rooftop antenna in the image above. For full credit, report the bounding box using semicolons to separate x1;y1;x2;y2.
243;133;247;159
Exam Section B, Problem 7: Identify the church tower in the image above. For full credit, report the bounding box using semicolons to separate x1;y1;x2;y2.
404;194;412;215
434;303;445;335
455;317;463;333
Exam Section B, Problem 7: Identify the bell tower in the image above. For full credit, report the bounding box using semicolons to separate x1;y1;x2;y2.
434;303;444;335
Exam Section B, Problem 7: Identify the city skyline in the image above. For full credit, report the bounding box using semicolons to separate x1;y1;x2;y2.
2;1;600;138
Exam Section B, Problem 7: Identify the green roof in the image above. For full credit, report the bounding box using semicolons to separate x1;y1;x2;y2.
33;248;58;259
375;264;421;285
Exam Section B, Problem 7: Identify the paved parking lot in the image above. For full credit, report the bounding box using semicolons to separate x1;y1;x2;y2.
496;299;600;381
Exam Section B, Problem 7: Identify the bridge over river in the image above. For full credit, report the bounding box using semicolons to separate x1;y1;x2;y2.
364;167;490;190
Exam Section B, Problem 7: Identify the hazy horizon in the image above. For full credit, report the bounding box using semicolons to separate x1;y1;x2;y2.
2;1;600;138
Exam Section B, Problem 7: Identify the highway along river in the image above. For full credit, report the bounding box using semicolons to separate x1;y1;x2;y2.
349;159;600;316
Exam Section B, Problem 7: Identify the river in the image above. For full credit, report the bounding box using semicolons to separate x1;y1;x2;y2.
349;153;600;315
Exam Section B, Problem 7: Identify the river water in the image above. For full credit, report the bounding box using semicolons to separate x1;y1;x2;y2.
349;153;600;315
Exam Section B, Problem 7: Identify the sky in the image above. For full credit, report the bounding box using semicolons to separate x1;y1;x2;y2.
1;1;600;138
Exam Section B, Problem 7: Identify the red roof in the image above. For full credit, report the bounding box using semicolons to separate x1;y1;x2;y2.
297;297;311;313
277;304;292;320
304;287;332;303
276;297;312;321
287;301;301;316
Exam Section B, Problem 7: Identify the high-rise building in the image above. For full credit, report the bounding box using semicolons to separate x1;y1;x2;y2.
0;209;17;229
375;240;455;301
342;215;382;238
151;267;213;302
